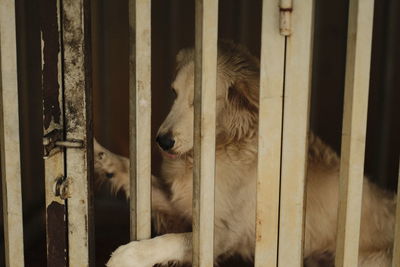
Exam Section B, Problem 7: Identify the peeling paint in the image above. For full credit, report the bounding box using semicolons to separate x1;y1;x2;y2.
41;0;62;129
40;0;68;266
47;202;68;267
61;0;94;266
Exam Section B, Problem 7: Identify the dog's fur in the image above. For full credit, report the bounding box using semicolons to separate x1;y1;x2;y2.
94;41;396;267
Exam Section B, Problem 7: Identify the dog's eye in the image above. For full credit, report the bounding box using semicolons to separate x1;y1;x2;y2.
171;88;177;99
105;172;114;179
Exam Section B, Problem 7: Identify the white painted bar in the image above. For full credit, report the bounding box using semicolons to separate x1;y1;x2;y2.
192;0;218;266
280;0;292;7
334;0;375;266
128;0;152;241
393;160;400;267
278;0;314;266
62;1;94;266
0;1;25;266
254;0;285;266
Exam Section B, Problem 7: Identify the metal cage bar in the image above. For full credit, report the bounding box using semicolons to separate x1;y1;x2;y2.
334;0;375;266
129;0;152;241
40;0;68;265
192;0;219;266
278;1;314;266
0;1;25;266
62;0;95;266
254;0;285;266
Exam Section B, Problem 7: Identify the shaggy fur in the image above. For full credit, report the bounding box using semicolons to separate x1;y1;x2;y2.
94;41;395;267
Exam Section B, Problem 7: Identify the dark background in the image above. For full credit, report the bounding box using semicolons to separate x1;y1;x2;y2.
0;0;399;266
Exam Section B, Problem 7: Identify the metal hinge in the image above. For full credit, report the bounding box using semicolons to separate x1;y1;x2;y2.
53;176;72;199
43;129;84;157
280;0;293;36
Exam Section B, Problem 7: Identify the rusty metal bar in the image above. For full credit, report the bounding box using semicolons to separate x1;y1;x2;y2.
61;0;95;266
254;0;285;266
128;0;152;241
193;0;218;266
39;0;68;265
278;0;314;266
334;0;375;266
0;1;25;266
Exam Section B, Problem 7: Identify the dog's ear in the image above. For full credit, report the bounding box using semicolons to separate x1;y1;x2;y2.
174;48;194;78
227;80;259;112
175;48;193;66
220;79;259;141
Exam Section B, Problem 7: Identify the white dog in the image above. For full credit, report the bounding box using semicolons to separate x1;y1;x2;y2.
94;41;395;267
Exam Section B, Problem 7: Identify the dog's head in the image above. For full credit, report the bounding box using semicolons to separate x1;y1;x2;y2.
156;41;259;158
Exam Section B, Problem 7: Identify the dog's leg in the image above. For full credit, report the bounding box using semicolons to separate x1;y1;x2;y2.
93;139;170;208
94;139;190;234
106;233;192;267
93;138;131;196
93;138;173;209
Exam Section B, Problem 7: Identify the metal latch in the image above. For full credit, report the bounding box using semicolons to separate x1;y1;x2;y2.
280;0;293;36
43;129;84;157
53;176;72;199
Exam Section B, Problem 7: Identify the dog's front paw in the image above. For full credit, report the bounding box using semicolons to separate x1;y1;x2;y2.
93;139;130;197
106;241;153;267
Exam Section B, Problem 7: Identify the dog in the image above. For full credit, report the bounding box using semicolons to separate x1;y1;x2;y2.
94;41;396;267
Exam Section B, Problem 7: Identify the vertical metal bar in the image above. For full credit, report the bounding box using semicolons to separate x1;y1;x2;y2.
128;0;152;241
62;0;94;266
334;0;375;266
393;159;400;267
254;0;285;266
40;0;68;265
0;1;25;266
278;1;314;266
193;0;218;266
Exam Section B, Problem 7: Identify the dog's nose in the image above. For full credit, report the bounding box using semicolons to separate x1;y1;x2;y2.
156;133;175;151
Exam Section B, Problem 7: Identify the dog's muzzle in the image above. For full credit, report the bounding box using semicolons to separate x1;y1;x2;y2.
156;132;175;151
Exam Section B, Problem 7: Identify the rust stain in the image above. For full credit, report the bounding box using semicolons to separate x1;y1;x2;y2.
47;201;68;267
41;0;62;129
256;217;263;242
280;7;293;12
